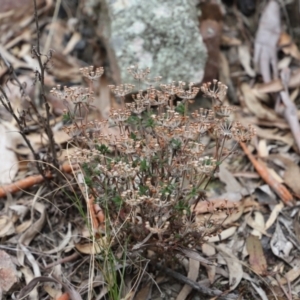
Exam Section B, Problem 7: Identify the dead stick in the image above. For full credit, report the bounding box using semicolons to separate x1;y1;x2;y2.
240;142;293;205
0;164;77;198
44;252;80;270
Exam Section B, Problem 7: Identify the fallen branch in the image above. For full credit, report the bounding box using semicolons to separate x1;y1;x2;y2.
0;164;77;198
240;142;293;205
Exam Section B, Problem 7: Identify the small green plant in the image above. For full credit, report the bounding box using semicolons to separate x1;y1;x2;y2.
56;65;255;265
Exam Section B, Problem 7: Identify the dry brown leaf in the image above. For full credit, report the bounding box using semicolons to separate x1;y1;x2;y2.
278;56;292;71
196;205;243;227
293;211;300;242
134;282;153;300
41;20;69;53
0;122;20;184
255;184;277;205
53;129;71;145
270;222;293;264
0;0;43;21
17;192;46;266
0;215;15;237
278;69;300;153
250;211;265;239
179;248;215;265
215;244;243;290
26;132;49;150
201;243;216;284
193;196;243;214
240;83;278;121
278;32;300;60
20;244;41;277
16;220;32;234
265;202;284;230
254;126;294;147
250;282;268;300
44;223;72;254
17;273;82;300
50;52;82;83
254;0;281;82
251;86;271;103
44;285;63;300
290;87;299;102
9;204;29;220
0;44;31;70
218;164;243;193
232;172;259;179
133;282;152;300
0;250;18;294
269;155;300;195
5;28;31;49
238;45;255;77
75;236;108;254
221;35;242;46
257;139;268;158
279;266;300;285
204;226;237;243
246;235;267;275
63;32;82;55
245;213;270;237
283;161;300;195
20;266;38;300
176;258;200;300
256;68;300;93
266;167;283;184
238;115;289;130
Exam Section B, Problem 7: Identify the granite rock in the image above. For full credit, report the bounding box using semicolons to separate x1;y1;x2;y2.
100;0;207;86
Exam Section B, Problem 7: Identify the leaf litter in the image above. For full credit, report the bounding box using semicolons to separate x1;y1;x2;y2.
1;0;300;299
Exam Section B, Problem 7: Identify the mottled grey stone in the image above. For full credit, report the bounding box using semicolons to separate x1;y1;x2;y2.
100;0;207;87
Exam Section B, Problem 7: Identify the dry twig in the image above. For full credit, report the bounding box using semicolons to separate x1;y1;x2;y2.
0;164;76;198
240;142;293;205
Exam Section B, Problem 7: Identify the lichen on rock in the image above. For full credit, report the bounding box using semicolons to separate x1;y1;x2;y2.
101;0;207;86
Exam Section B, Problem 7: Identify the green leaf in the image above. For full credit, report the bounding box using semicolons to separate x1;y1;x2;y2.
140;159;149;172
63;111;72;122
174;200;190;214
170;138;182;150
127;115;140;126
130;131;137;141
144;116;155;128
139;185;149;196
96;143;110;155
175;102;185;115
112;195;123;208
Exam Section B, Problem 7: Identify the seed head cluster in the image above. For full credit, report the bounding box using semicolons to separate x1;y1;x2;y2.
61;66;255;253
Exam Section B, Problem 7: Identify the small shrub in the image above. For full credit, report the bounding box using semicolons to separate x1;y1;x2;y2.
53;65;255;261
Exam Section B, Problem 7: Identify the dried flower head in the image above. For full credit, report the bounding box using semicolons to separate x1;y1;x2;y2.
61;66;255;257
213;105;236;119
232;122;256;142
108;84;135;97
80;66;104;80
201;79;228;104
176;82;200;101
127;64;150;82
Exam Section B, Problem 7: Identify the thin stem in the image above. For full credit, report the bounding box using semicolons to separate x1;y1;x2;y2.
33;0;59;171
0;88;45;177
